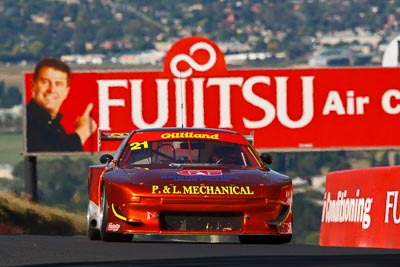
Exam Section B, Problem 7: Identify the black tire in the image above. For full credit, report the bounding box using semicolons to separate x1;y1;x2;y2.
239;234;292;244
99;186;133;242
88;227;101;240
87;221;101;240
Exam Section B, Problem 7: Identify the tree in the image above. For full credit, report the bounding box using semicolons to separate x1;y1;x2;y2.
4;86;22;108
0;81;5;107
28;41;45;58
13;156;95;212
292;191;323;244
0;82;21;108
253;39;267;52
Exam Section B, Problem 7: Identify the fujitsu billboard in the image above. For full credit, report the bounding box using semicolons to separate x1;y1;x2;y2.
24;36;400;154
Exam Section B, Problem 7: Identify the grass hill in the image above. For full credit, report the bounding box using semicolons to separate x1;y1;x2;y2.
0;192;86;235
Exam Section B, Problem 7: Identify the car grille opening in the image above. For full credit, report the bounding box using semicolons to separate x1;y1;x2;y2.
159;212;243;231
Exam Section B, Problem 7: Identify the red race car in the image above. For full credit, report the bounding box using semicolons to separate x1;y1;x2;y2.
87;128;292;243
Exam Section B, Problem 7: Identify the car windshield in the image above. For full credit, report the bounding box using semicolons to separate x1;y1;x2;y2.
118;139;260;168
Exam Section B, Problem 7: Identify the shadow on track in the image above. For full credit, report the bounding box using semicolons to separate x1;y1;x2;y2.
24;254;400;267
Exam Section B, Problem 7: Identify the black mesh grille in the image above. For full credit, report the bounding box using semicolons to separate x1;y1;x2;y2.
160;212;243;231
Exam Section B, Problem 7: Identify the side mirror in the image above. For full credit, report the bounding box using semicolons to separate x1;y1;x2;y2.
260;153;273;165
100;154;114;164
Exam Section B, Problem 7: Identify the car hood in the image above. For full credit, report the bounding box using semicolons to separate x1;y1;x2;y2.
105;164;289;187
103;164;291;199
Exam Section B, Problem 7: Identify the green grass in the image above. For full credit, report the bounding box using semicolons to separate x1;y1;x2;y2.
0;132;24;165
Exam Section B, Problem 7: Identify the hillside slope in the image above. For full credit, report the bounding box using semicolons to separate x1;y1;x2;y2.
0;192;86;235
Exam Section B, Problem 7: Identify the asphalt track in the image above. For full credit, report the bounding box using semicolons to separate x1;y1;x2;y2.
0;235;399;267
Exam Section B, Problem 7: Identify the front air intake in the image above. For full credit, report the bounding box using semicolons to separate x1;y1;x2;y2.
159;212;243;231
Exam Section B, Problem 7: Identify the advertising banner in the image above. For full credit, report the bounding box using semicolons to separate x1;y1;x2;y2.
24;36;400;154
320;166;400;249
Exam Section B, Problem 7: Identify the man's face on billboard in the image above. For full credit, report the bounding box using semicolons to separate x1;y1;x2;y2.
32;66;70;118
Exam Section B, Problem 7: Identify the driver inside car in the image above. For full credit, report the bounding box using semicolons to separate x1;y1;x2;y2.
209;146;240;164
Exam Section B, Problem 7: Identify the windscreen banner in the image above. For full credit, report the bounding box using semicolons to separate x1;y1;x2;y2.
320;166;400;249
24;36;400;154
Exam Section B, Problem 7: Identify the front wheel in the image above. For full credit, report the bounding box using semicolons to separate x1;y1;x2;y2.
99;186;133;242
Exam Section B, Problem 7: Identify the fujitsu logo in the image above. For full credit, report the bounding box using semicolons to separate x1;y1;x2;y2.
170;42;217;78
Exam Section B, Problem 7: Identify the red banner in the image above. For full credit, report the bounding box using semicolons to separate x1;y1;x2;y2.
24;36;400;154
320;166;400;249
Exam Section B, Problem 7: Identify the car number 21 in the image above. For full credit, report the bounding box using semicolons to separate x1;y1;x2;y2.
130;141;149;150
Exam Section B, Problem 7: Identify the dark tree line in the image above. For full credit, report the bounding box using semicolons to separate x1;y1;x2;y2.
0;81;21;108
9;156;94;212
